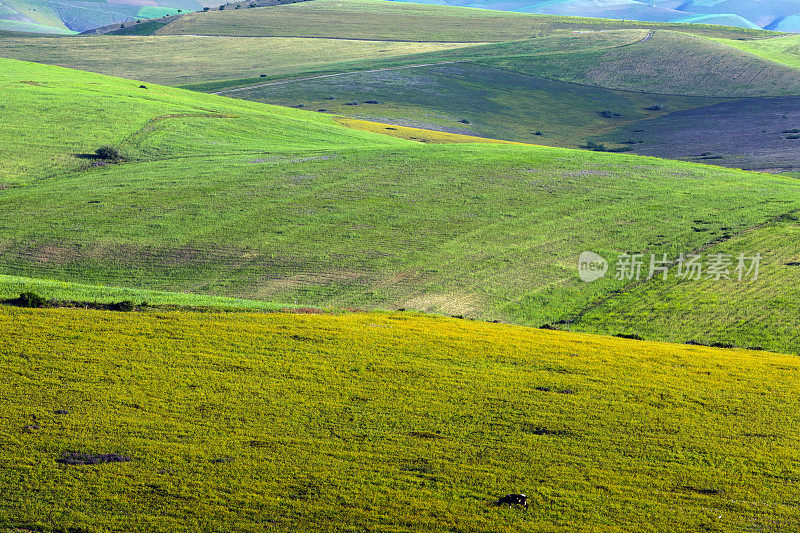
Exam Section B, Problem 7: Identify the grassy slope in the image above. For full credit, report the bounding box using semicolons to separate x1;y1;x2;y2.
0;57;405;184
0;18;75;34
1;0;66;29
0;35;473;85
155;0;775;41
712;34;800;69
480;30;800;97
595;95;800;172
228;61;721;148
3;58;800;334
574;216;800;354
105;20;171;36
0;274;281;309
1;307;799;531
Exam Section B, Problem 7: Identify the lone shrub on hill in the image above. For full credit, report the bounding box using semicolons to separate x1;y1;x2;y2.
95;146;120;161
110;301;135;312
17;292;45;308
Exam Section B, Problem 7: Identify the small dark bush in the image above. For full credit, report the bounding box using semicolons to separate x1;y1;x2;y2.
110;301;135;312
614;333;643;341
260;74;267;77
203;6;210;10
219;5;225;9
533;130;543;136
644;105;662;111
598;110;621;119
782;129;800;133
584;141;632;153
95;146;120;160
119;24;125;28
17;292;45;308
710;341;734;349
235;5;241;8
458;119;470;124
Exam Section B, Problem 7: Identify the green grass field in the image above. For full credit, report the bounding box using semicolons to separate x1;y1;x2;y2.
0;274;282;309
3;57;800;345
2;307;799;531
0;18;75;34
0;35;472;85
154;0;775;41
3;6;800;530
479;30;800;97
0;57;404;184
712;33;800;69
227;61;721;148
573;215;800;354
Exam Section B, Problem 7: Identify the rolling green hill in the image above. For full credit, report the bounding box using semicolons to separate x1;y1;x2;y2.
573;215;800;354
2;24;795;157
478;30;800;97
0;35;473;85
3;57;800;350
0;0;204;34
712;33;800;70
0;57;404;185
2;306;799;531
223;61;721;149
383;0;800;30
154;0;775;40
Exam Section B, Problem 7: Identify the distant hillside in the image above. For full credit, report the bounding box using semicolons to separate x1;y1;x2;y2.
478;30;800;97
155;0;775;40
386;0;800;31
0;0;207;34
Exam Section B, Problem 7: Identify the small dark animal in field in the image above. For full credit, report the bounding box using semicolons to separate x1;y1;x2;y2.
139;85;147;89
495;493;528;509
